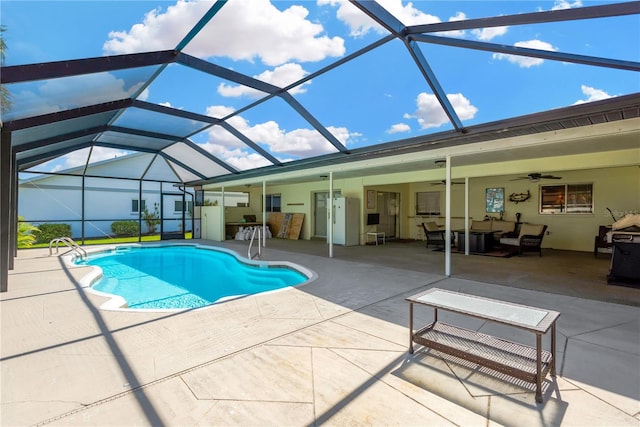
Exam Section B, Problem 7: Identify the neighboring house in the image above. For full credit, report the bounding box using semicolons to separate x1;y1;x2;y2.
19;154;195;240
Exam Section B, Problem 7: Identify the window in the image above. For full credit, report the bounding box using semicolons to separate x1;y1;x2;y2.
265;194;281;212
195;190;204;207
540;184;593;214
416;192;440;216
202;191;250;207
174;200;194;214
131;199;146;213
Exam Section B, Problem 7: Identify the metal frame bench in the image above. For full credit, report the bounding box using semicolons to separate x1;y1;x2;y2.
406;288;560;403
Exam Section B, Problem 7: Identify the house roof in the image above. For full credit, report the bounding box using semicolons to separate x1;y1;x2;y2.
2;1;639;186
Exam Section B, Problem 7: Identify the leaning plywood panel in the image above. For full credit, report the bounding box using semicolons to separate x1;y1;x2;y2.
268;213;283;237
267;212;304;239
288;214;304;240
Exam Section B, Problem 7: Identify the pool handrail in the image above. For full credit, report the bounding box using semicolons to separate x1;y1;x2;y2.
49;237;88;260
248;226;262;259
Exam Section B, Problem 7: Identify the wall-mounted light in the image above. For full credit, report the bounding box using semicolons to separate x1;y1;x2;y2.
319;175;328;179
434;160;446;168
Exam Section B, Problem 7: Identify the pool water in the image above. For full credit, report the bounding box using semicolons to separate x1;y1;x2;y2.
79;245;309;310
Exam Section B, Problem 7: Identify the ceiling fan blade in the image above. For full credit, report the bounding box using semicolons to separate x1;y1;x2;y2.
541;175;562;179
431;180;465;185
509;177;530;181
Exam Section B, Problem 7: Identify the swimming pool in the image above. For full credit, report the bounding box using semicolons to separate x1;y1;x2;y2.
74;244;315;311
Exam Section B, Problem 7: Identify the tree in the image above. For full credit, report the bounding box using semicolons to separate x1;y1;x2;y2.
1;25;11;115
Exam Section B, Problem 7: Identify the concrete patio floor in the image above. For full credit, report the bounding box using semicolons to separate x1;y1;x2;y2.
1;239;639;426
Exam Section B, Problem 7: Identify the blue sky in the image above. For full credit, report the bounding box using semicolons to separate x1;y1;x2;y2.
2;0;639;174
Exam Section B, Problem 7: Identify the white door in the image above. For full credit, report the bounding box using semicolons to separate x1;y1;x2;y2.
313;191;340;237
377;191;399;238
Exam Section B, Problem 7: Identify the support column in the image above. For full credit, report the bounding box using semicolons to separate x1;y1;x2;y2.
138;180;143;242
465;177;470;256
81;175;86;244
9;151;17;266
262;180;267;247
328;172;334;258
221;186;225;241
444;155;451;277
1;130;12;291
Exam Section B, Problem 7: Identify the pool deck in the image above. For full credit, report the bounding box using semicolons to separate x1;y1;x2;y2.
1;239;639;426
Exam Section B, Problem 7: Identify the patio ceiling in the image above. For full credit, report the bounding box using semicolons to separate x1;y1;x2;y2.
1;1;639;186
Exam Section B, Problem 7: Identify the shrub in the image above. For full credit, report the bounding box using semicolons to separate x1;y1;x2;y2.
143;202;160;234
17;216;39;248
111;220;140;236
34;223;72;244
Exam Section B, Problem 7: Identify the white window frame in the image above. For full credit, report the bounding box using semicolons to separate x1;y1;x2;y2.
265;194;281;213
539;183;593;214
174;200;194;214
131;199;146;213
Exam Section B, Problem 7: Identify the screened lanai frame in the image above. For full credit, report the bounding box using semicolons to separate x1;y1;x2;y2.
2;1;639;185
18;150;198;245
1;1;640;291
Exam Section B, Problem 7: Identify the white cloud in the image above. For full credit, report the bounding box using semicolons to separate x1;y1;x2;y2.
217;63;311;99
198;142;274;171
137;88;150;102
492;40;558;68
104;0;345;67
449;11;466;22
573;85;613;105
45;147;129;172
320;0;440;36
201;104;354;169
377;0;441;26
387;123;411;134
257;124;342;156
409;92;478;129
552;0;583;11
439;12;467;38
104;1;202;53
472;25;508;41
318;0;383;37
322;1;506;44
7;73;143;120
87;147;131;164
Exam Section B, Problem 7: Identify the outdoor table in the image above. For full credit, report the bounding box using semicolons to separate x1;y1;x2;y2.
406;287;560;403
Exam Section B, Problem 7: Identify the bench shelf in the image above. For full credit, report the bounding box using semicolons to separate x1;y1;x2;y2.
407;288;559;403
412;321;553;384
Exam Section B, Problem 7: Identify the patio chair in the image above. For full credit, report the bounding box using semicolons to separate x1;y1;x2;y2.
422;222;446;249
499;223;547;256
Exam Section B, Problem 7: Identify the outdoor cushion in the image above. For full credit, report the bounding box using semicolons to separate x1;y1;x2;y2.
471;220;492;231
500;237;520;246
492;220;516;233
519;223;544;238
424;221;440;232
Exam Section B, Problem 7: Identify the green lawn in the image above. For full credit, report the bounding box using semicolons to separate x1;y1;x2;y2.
22;233;192;249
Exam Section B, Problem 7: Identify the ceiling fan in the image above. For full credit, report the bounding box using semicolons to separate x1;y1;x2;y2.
510;172;562;182
432;180;465;185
